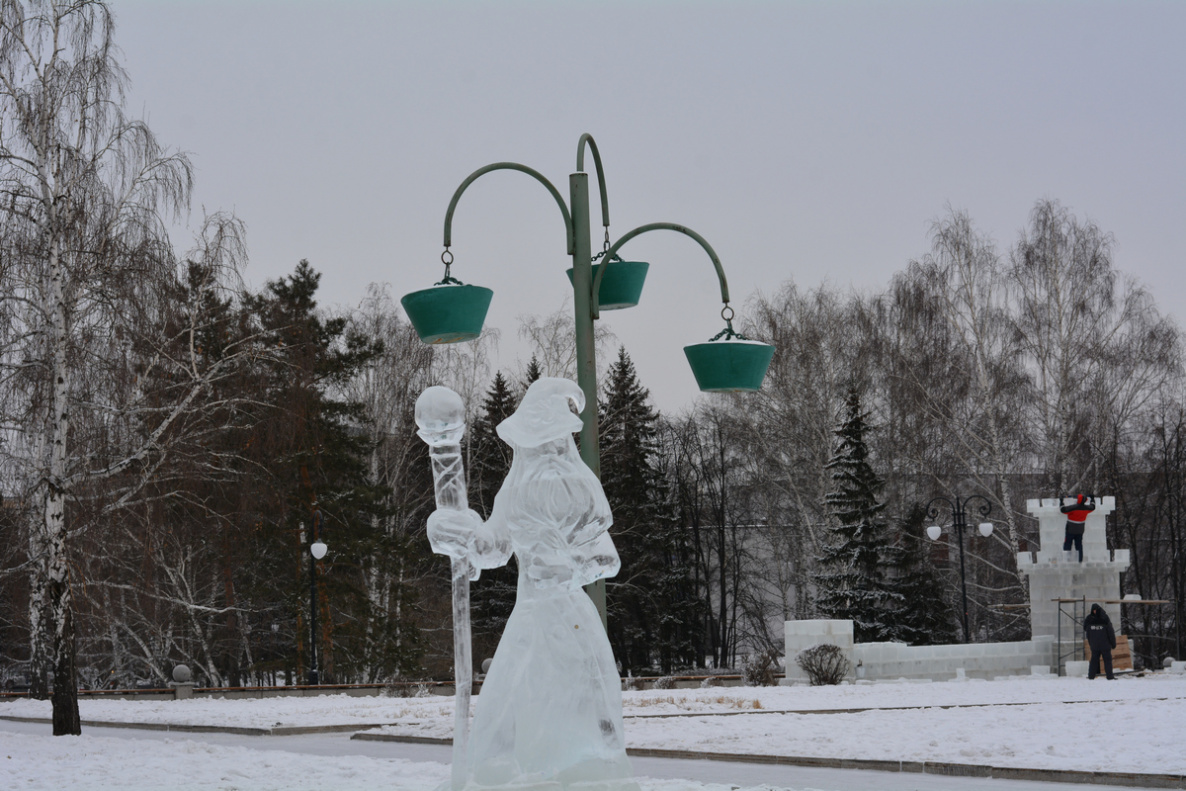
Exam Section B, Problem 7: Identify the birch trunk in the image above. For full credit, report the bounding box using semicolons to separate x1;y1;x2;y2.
45;230;81;733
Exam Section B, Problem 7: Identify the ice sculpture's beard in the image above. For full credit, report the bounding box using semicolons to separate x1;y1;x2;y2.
494;436;615;592
500;437;611;541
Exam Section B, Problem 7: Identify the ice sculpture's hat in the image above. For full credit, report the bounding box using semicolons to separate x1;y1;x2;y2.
497;377;584;448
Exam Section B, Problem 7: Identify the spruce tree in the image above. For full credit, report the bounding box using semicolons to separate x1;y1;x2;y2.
240;260;416;682
890;503;958;645
470;371;517;519
522;355;543;390
468;371;519;660
816;388;902;643
600;347;700;672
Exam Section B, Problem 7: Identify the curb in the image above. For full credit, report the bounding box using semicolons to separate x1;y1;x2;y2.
271;724;385;735
0;715;379;737
626;747;1186;789
354;732;1186;789
353;732;451;745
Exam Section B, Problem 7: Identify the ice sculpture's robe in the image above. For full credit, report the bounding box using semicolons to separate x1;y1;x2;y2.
467;437;634;789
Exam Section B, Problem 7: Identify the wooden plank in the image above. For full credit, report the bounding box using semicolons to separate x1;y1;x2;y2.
1083;635;1132;673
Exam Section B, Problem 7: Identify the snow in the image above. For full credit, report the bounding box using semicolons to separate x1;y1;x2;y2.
1;693;455;731
3;674;1185;789
623;698;1184;773
0;733;450;791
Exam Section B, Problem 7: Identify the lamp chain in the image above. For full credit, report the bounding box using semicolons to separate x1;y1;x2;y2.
707;303;752;342
592;228;622;264
437;247;463;286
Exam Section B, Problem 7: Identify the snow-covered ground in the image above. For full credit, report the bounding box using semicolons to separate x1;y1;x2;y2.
365;675;1186;774
3;674;1185;790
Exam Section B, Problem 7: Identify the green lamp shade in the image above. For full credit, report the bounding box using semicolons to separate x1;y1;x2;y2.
683;339;775;392
566;260;649;310
401;283;494;344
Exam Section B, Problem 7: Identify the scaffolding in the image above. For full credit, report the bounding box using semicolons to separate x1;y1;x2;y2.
1054;597;1171;675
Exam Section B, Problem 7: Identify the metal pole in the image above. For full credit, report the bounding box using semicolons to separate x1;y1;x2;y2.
569;171;607;630
308;526;319;685
1057;600;1062;676
955;501;970;644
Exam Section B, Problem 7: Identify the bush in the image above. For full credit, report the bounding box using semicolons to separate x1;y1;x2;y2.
651;675;676;690
385;680;435;698
795;644;850;686
742;648;780;687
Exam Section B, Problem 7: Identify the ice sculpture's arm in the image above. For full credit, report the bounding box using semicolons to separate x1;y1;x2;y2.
428;508;511;571
514;512;617;591
559;460;614;549
565;468;620;586
565;492;620;588
571;529;621;588
475;505;513;569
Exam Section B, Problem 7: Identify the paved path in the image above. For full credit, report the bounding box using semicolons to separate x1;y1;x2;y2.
622;694;1186;718
0;718;1153;791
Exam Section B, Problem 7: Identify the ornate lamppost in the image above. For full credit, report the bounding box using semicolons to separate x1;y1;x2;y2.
401;133;775;628
925;494;994;643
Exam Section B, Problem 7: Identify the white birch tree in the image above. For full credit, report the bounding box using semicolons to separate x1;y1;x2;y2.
0;0;257;732
893;211;1028;562
1008;199;1180;493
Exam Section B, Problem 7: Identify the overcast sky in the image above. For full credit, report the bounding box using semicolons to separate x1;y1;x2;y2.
112;0;1186;413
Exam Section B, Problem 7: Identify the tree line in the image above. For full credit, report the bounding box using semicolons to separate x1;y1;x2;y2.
2;0;1183;737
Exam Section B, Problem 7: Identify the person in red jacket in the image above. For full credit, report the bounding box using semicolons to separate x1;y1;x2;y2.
1059;494;1095;562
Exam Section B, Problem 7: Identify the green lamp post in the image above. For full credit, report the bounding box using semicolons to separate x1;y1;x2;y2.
401;133;774;627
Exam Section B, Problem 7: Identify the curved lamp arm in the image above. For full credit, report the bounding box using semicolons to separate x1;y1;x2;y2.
925;496;958;525
594;222;730;318
443;162;574;255
576;133;611;231
961;494;993;521
926;494;993;524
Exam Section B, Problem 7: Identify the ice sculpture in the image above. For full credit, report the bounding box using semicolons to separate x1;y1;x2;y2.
418;378;636;790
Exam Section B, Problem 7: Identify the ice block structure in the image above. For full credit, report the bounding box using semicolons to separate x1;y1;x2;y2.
1018;497;1129;646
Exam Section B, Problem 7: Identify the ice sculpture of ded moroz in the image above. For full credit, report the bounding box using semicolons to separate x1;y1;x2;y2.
422;377;637;790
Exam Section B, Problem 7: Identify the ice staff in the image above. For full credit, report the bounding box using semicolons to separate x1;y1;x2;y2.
415;386;477;790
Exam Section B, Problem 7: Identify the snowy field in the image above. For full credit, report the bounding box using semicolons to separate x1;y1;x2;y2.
3;674;1185;790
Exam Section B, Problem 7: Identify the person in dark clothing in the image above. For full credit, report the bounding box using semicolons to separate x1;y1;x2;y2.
1060;494;1095;562
1084;603;1117;679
